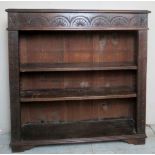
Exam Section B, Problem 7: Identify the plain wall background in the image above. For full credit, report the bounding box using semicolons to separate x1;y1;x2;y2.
0;1;155;134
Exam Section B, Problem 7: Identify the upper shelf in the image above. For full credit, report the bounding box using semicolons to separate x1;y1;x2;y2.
20;62;137;72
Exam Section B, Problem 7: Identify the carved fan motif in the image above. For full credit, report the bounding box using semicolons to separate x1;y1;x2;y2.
51;16;70;27
111;16;128;26
91;16;110;27
71;17;90;27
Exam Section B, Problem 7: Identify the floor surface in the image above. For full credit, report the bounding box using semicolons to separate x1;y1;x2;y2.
0;125;155;154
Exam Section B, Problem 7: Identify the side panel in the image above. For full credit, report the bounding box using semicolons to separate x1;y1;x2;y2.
137;30;147;134
8;31;21;141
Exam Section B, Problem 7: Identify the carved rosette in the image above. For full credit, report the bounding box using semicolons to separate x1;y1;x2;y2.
130;14;147;27
8;14;17;27
8;13;148;29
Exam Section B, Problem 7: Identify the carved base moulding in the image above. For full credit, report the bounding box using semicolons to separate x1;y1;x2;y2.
11;134;146;152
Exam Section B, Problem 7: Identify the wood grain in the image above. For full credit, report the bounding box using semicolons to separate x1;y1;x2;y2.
21;99;136;125
19;31;137;65
21;118;135;140
136;30;147;134
20;71;136;91
20;62;137;72
8;31;21;142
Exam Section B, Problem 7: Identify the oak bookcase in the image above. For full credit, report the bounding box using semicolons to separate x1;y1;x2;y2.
6;9;150;152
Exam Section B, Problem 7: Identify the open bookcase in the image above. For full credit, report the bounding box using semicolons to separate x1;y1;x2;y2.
6;9;150;152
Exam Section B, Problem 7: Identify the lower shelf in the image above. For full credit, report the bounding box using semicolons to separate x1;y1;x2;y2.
21;118;135;140
20;87;136;102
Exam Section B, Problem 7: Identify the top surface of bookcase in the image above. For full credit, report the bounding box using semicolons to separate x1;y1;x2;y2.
6;9;150;30
6;9;151;13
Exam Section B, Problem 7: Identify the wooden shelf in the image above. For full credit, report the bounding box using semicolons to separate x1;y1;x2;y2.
20;87;136;102
21;93;136;102
20;62;137;72
21;118;135;140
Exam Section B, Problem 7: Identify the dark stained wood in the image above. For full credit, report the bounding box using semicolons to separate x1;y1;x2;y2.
136;30;147;134
20;88;136;102
7;11;149;31
6;9;151;13
123;138;145;145
8;31;21;142
19;31;137;65
21;118;135;140
20;92;136;102
7;9;150;152
11;134;146;152
20;62;137;72
20;71;136;91
21;99;136;125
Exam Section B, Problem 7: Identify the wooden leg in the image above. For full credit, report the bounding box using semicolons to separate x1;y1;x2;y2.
123;138;145;145
11;143;34;152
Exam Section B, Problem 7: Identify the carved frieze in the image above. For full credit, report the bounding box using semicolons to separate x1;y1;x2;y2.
8;13;148;29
